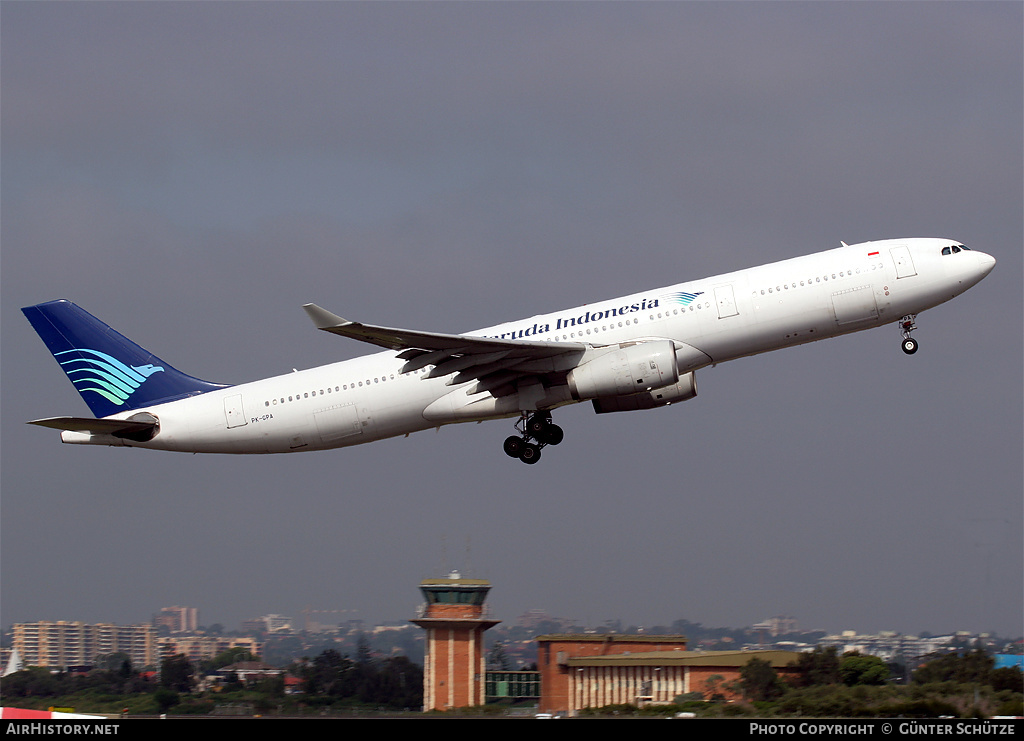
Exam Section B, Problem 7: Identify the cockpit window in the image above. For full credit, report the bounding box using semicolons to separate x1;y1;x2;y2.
942;247;951;255
958;244;971;250
942;244;970;256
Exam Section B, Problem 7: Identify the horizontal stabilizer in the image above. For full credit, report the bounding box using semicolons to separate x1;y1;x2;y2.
28;415;158;442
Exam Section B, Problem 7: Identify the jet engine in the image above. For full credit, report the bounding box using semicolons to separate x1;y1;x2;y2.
567;340;679;400
591;371;697;413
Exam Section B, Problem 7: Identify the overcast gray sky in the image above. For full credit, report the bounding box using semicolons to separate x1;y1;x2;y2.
2;2;1021;639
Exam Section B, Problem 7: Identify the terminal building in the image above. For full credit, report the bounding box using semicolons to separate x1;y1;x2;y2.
537;633;800;714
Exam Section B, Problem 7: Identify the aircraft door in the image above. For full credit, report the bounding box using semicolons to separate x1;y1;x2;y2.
714;284;739;318
890;246;917;279
224;394;247;429
314;403;366;445
831;286;879;326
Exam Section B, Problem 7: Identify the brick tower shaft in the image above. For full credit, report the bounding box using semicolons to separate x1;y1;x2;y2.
410;571;500;711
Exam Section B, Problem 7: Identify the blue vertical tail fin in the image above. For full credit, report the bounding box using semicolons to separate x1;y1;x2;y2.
22;300;229;418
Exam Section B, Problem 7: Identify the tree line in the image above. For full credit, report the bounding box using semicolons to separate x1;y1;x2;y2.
0;642;423;716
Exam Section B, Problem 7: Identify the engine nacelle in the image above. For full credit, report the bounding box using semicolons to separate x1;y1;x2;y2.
568;340;679;401
591;371;697;413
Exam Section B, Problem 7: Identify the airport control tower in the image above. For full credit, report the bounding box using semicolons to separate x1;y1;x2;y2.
410;571;500;711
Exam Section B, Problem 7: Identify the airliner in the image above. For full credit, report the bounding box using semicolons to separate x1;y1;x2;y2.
22;237;994;464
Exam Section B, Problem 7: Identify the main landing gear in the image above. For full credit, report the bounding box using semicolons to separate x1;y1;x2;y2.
900;314;919;355
503;412;564;465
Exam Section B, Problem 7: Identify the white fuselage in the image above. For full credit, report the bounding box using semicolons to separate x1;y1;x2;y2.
67;238;994;454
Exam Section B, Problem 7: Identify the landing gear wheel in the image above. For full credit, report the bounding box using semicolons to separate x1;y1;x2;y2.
540;424;564;446
518;443;541;464
526;413;550;438
899;315;919;356
505;412;563;463
503;436;524;458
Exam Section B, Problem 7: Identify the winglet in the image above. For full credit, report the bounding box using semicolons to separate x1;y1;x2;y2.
302;304;351;330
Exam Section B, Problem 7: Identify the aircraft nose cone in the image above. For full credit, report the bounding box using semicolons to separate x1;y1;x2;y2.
976;251;996;277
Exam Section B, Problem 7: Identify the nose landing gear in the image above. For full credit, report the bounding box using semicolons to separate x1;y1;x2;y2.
900;315;919;355
503;412;563;464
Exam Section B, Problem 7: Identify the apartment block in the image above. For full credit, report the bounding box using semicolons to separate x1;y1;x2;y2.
12;621;158;670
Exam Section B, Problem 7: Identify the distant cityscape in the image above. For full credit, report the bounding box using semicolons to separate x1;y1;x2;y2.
5;603;1021;675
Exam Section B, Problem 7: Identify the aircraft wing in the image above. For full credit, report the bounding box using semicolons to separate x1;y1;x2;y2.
303;304;588;396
